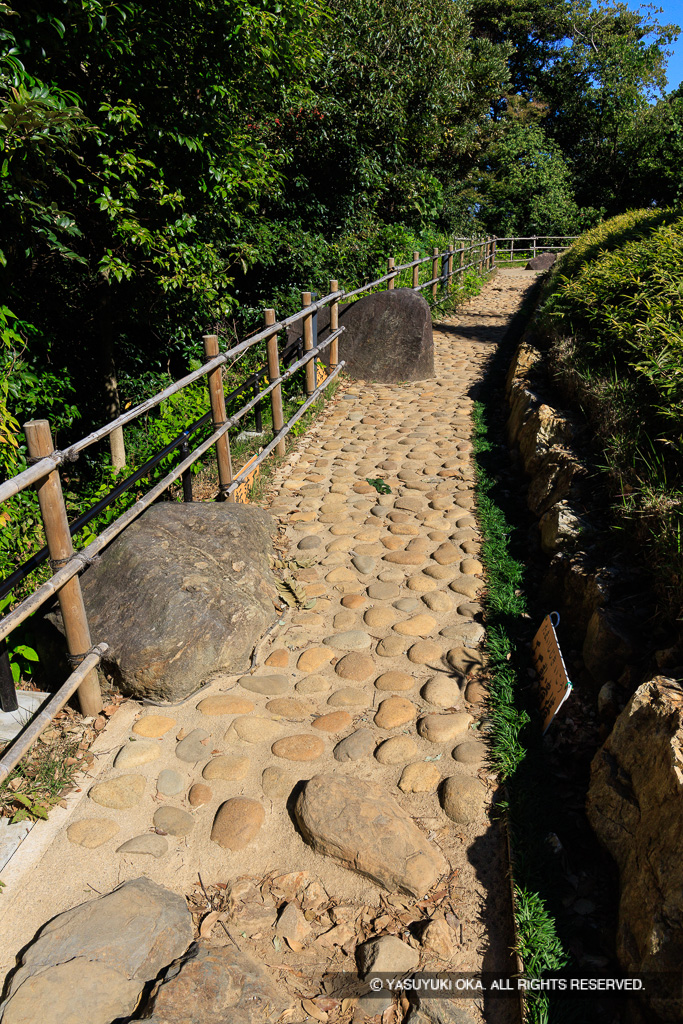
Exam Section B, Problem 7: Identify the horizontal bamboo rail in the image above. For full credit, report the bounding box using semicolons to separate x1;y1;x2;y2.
0;644;109;785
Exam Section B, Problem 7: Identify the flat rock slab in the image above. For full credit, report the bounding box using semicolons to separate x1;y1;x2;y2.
1;878;192;1024
295;774;447;896
51;503;278;701
148;942;291;1024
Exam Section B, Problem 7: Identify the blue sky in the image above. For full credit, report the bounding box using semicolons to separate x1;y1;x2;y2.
655;1;683;90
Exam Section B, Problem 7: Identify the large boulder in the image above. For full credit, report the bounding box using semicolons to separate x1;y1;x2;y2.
525;252;556;271
587;676;683;1020
51;503;278;701
0;877;193;1024
295;774;447;897
288;289;434;382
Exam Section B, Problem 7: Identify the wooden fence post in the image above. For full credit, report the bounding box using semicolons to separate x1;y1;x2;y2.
412;252;419;289
301;292;315;397
329;281;339;369
533;235;537;260
459;242;465;280
387;258;395;289
431;248;439;301
265;309;286;458
446;244;454;294
23;420;103;717
202;334;234;502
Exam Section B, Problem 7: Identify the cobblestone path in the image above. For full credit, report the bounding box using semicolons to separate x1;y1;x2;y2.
0;271;538;1024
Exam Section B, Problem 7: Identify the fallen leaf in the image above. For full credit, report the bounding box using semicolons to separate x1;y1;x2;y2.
341;997;356;1013
200;910;220;939
301;997;328;1022
286;937;305;952
314;996;339;1012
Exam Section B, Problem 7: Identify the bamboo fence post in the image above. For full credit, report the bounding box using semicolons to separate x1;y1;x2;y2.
203;334;234;501
301;292;315;397
459;242;465;280
446;244;454;294
431;248;439;301
533;235;537;260
411;252;419;289
387;258;395;289
23;420;103;717
329;281;339;369
264;309;286;458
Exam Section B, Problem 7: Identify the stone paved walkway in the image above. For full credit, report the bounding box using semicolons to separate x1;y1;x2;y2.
0;272;539;1023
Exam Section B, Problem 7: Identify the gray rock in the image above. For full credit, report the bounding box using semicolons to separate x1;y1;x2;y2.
291;289;434;382
357;935;419;977
323;630;371;651
525;252;556;271
406;999;477;1024
0;878;192;1024
298;535;322;550
117;834;169;858
394;598;420;612
153;806;195;837
295;774;447;896
238;674;289;695
352;555;376;575
333;729;375;761
147;942;291;1023
49;503;278;701
157;768;184;796
175;728;210;763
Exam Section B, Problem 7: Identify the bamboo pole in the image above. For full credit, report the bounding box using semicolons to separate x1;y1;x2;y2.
459;243;465;281
265;308;286;458
431;248;439;301
0;643;108;785
387;258;395;289
411;252;419;289
446;244;454;295
23;420;103;717
329;281;339;369
302;292;315;397
203;334;234;502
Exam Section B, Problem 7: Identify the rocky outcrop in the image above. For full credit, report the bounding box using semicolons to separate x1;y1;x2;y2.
52;503;278;702
587;676;683;1020
0;877;193;1024
295;774;447;897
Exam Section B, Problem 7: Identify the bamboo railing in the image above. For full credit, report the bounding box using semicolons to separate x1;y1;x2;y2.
0;232;574;782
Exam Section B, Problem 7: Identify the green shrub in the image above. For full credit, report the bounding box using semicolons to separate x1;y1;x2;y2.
539;208;683;613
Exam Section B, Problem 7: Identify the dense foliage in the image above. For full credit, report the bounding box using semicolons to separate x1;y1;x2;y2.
540;209;683;615
0;0;681;597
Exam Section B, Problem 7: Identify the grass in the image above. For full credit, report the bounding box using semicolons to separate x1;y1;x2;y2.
471;388;571;1021
0;731;82;823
